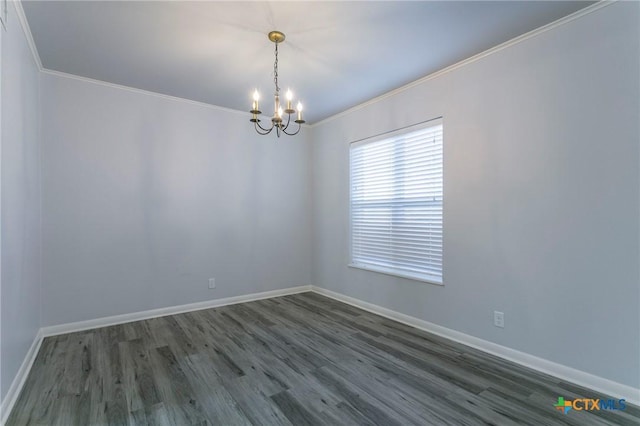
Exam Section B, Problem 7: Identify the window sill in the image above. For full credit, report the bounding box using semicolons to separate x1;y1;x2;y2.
348;263;443;286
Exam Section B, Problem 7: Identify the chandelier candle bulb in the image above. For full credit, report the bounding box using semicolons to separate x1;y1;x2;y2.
252;89;260;112
285;89;294;113
297;102;303;121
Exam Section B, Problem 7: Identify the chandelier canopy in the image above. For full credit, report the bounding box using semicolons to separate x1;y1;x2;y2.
250;31;305;137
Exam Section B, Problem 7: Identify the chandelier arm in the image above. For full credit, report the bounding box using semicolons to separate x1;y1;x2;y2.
281;111;292;131
255;119;273;132
254;120;274;135
281;121;302;136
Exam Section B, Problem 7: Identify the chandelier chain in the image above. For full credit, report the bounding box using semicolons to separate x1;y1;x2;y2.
273;43;280;93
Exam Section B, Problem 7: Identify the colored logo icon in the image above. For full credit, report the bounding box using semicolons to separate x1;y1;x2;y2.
554;397;572;414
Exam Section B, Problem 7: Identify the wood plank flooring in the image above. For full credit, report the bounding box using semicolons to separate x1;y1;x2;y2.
6;292;639;425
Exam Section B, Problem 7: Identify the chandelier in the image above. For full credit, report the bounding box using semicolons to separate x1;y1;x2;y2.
250;31;305;137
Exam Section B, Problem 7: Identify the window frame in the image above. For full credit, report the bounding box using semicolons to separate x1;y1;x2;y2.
348;118;444;286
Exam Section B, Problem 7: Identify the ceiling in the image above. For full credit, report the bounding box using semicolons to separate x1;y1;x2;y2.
22;1;594;124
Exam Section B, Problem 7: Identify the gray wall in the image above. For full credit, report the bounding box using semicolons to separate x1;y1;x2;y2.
1;2;42;400
41;75;312;326
311;2;639;388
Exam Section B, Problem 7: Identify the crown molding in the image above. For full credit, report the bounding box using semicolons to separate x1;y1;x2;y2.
41;68;252;117
42;68;313;129
311;0;616;128
13;0;42;70
14;0;614;128
12;0;300;122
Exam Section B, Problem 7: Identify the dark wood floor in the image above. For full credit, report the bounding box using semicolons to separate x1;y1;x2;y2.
6;292;639;425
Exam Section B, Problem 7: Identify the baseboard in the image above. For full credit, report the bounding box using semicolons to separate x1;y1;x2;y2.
311;286;640;406
1;330;44;425
41;285;312;337
1;285;311;423
4;284;636;424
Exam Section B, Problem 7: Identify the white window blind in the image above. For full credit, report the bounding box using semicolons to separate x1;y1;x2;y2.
350;120;443;284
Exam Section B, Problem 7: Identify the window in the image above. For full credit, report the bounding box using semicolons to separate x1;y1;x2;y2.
349;119;443;284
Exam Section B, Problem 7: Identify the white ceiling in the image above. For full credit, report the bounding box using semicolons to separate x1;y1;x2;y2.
22;1;594;123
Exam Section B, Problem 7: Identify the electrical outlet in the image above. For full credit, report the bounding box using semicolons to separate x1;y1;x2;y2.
208;278;216;289
494;311;504;328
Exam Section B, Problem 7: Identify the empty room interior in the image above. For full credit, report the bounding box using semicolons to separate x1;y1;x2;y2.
1;0;639;425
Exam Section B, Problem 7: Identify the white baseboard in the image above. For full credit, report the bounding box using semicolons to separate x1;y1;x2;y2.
311;286;640;406
1;330;44;425
3;283;637;424
42;285;312;337
1;285;310;424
